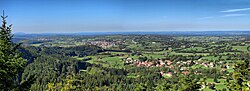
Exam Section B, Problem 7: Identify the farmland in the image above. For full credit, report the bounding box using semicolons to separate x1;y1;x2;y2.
15;33;250;90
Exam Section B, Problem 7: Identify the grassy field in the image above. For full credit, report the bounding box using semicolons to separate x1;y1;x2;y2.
170;52;209;56
101;56;124;68
232;46;248;52
226;68;234;73
202;56;227;61
74;54;125;69
200;78;227;91
109;52;128;55
30;44;41;46
142;53;165;59
181;47;206;52
127;44;144;50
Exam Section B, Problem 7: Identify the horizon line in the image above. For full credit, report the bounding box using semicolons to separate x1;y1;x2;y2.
14;30;250;35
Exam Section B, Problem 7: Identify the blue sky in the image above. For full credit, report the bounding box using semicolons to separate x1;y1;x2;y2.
1;0;250;33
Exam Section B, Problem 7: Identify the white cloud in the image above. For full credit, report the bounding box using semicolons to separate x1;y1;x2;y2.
222;14;248;17
221;8;250;13
197;13;247;20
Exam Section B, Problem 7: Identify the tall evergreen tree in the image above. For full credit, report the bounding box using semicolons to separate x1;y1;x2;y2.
0;11;26;90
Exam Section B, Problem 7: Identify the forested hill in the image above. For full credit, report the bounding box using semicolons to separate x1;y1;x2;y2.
18;45;103;90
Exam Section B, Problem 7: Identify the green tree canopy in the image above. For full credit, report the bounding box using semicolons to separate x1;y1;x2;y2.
0;11;26;90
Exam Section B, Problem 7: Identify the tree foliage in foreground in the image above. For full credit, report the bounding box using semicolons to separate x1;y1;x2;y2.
226;60;250;91
0;12;31;91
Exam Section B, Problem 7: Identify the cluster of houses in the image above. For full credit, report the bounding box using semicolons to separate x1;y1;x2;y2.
124;58;174;67
89;41;116;48
124;57;231;78
160;71;173;78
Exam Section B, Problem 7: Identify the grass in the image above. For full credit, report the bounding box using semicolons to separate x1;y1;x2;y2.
110;52;128;55
127;44;144;50
143;53;165;59
74;55;125;69
206;78;214;83
202;56;227;61
232;46;248;52
170;52;209;56
30;44;41;46
220;52;240;55
181;47;206;52
226;68;234;73
203;88;214;91
127;73;139;78
129;56;139;60
101;56;124;68
204;78;227;90
215;82;226;90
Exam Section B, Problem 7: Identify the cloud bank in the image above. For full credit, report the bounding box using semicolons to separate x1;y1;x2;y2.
222;14;248;17
221;8;250;13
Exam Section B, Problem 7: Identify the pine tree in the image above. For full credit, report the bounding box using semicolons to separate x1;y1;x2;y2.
0;11;26;90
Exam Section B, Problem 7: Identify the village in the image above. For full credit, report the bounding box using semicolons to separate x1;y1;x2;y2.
123;56;231;78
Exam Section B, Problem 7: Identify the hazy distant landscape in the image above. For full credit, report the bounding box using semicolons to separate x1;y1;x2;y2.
11;31;249;91
1;0;250;91
14;31;250;35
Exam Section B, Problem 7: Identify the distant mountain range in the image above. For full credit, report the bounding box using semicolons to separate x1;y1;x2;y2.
14;31;250;36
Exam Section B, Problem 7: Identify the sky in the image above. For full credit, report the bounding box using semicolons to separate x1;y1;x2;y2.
1;0;250;33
